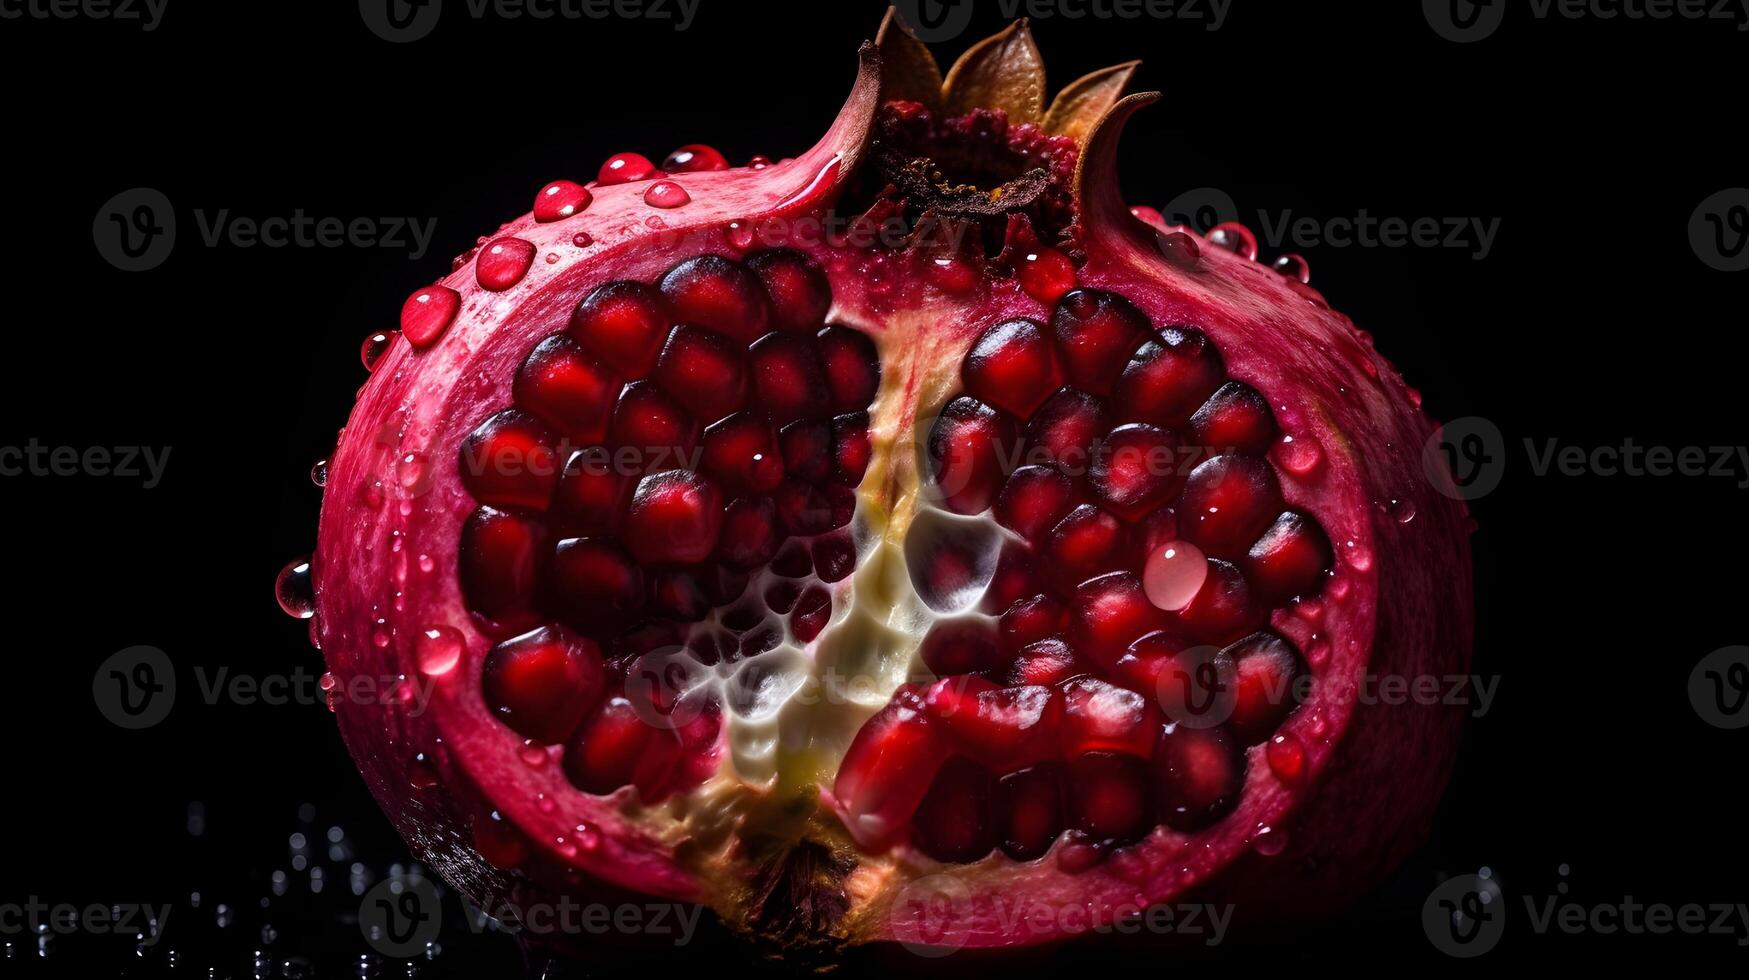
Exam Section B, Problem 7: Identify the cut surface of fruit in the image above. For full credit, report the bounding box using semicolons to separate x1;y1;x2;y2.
307;10;1471;958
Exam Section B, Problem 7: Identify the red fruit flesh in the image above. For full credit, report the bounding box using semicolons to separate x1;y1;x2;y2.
309;15;1470;957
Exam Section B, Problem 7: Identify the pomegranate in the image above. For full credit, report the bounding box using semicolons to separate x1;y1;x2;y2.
299;12;1471;955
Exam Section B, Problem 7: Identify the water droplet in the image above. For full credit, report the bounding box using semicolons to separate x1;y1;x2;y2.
1275;434;1324;477
1327;575;1352;602
418;553;435;574
1142;541;1208;612
574;823;601;851
520;743;549;768
1250;824;1289;856
1271;253;1311;283
476;237;536;291
643;180;691;209
360;331;397;372
309;458;329;487
372;628;391;650
748;154;772;169
1266;733;1307;784
726;220;755;251
1157;230;1200;270
544;252;560;265
396;452;428;491
1343;540;1374;573
1389;498;1418;524
409;754;438;790
362;481;386;509
571;230;594;248
532;179;593;223
415;626;463;677
1207;222;1259;261
275;557;315;619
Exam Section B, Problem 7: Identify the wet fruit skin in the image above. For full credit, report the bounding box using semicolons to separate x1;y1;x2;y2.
311;16;1471;956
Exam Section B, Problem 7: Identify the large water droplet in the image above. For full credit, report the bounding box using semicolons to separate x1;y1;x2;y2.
1143;541;1208;612
275;557;315;619
415;626;463;677
1271;253;1311;283
309;459;329;487
1157;230;1201;270
1276;434;1324;477
643;180;691;209
1266;732;1306;784
1207;222;1259;261
360;331;397;372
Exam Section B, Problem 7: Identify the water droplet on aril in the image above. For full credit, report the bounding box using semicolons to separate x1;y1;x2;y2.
360;331;397;372
275;558;315;619
1143;541;1208;611
415;626;463;677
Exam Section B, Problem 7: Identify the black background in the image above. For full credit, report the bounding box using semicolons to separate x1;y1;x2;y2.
2;0;1745;975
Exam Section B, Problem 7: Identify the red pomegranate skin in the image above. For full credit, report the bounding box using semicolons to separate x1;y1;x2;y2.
312;29;1470;952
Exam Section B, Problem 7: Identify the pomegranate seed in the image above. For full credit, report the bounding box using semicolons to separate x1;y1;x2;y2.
832;686;944;849
700;412;784;495
1177;454;1284;558
927;396;1018;515
1176;559;1267;644
400;285;460;349
658;255;770;342
816;325;881;411
747;332;830;424
597;152;661;185
569;280;669;377
831;412;872;485
980;541;1040;616
1067;752;1152;841
1088;423;1183;521
1115;632;1231;728
608;381;698;472
654;324;750;424
1050;289;1150;396
1017;247;1077;305
918;618;1003;676
778;419;832;482
764;579;802;614
962;318;1062;417
458;507;545;624
911;757;996;863
717;497;781;569
790;585;832;642
1111;329;1226;428
1003;638;1085;687
1026;387;1108;474
1058;676;1160;758
648;568;711;622
482;626;605;744
927;677;1061;771
643;180;690;209
476;237;536;291
1072;572;1170;667
533;179;592;222
662;144;729;173
549;537;645;628
1154;723;1244;831
1042;504;1128;592
459;410;561;512
563;695;682;799
811;532;856;583
747;250;832;332
772;479;850;535
997;763;1066;860
994;465;1077;540
549;451;630;536
1225;632;1306;744
513;335;619;445
1190;381;1278;455
1244;511;1334;604
771;540;813;578
997;594;1068;659
624;470;725;565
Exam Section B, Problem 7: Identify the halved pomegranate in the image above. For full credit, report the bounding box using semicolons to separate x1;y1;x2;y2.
300;12;1471;955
